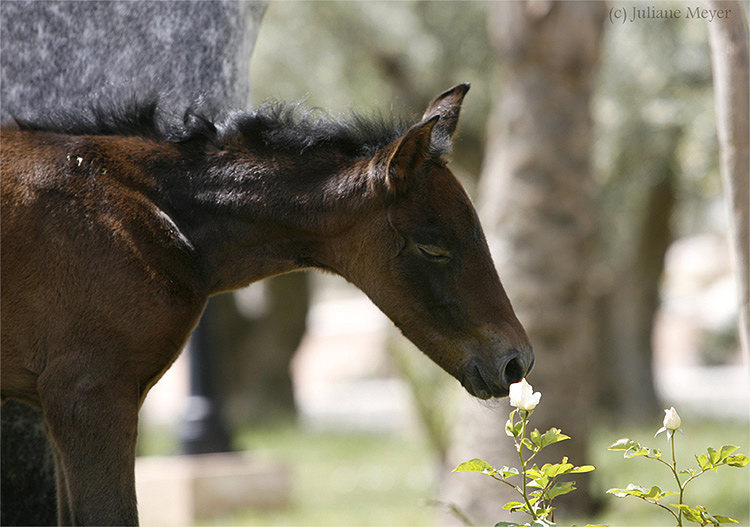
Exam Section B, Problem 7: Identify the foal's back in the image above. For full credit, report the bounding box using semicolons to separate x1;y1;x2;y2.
0;128;205;407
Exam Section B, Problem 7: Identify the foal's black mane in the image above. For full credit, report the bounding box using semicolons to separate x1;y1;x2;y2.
15;96;416;158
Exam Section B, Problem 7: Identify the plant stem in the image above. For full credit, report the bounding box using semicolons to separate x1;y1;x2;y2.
669;434;683;527
517;410;538;521
642;497;681;524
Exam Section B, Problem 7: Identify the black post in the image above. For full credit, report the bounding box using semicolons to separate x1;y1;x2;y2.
179;299;232;455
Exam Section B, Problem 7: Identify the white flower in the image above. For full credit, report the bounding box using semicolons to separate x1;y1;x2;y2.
663;407;681;430
509;378;541;411
655;406;682;439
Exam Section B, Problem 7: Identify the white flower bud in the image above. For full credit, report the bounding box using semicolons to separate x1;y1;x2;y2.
663;407;681;430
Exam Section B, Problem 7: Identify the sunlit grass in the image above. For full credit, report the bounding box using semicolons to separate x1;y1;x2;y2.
195;426;438;526
138;416;748;526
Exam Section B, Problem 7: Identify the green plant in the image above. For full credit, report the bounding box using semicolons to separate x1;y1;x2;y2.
453;379;595;527
607;406;749;526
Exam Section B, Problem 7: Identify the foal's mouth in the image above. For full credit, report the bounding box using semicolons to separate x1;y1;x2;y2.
460;351;534;400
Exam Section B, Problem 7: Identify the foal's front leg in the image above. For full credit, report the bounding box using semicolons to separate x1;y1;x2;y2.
39;365;141;526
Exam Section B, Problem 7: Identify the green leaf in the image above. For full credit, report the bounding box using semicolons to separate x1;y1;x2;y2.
526;465;543;479
608;438;638;451
505;410;524;438
648;447;662;458
530;428;542;446
505;414;517;438
702;445;742;469
717;445;740;461
643;485;662;499
527;475;549;489
659;490;679;499
713;515;739;524
531;427;570;449
701;509;721;525
671;504;705;524
605;483;674;501
499;466;521;479
725;454;750;467
610;439;650;459
546;481;576;500
624;445;650;459
501;500;526;512
607;483;648;498
453;458;496;476
569;464;596;474
511;421;524;438
606;488;627;498
494;522;523;527
541;461;574;478
696;453;711;471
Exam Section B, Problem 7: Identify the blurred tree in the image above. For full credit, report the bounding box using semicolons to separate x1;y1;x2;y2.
252;1;493;184
440;2;607;522
595;122;678;422
214;273;310;427
706;0;749;360
593;2;726;422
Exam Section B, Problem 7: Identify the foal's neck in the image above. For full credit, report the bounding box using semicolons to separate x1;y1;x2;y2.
159;140;375;294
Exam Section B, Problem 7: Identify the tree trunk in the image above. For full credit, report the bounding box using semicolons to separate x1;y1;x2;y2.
440;2;606;523
597;125;681;423
215;272;310;426
706;0;750;360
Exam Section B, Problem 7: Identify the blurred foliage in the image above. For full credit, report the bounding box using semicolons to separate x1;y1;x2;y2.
253;0;725;229
252;0;494;182
593;0;721;253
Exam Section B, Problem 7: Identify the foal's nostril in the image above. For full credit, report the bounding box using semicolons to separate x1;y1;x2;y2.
502;356;526;387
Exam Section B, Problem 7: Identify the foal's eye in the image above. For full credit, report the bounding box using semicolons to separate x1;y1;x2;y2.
416;244;452;262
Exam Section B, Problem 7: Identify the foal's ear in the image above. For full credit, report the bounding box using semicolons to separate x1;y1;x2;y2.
421;83;470;141
385;116;439;195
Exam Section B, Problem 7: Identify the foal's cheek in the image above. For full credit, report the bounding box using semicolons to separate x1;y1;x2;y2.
396;259;461;324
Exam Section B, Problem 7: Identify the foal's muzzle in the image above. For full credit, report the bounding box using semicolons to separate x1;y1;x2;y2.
461;349;534;400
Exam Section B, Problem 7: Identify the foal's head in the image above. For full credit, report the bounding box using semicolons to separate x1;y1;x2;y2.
334;84;533;399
